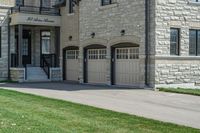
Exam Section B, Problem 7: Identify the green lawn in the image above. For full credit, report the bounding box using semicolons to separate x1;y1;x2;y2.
158;88;200;96
0;89;199;133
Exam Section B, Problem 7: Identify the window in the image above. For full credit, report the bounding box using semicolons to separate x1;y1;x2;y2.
102;0;112;6
16;0;24;6
170;28;180;55
41;0;51;8
41;31;51;54
116;48;139;60
88;49;106;60
191;0;200;2
66;50;79;59
69;0;75;13
0;27;1;58
189;30;200;56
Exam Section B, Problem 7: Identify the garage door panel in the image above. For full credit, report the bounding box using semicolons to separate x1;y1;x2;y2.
115;47;140;86
87;49;107;84
65;50;79;81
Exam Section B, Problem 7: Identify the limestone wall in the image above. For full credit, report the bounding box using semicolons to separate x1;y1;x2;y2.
155;0;200;86
78;0;147;85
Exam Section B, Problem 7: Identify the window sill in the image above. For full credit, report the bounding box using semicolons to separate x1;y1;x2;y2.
67;13;75;16
155;55;200;60
99;3;118;11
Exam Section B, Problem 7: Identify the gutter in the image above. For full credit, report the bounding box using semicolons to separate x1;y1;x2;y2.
145;0;150;86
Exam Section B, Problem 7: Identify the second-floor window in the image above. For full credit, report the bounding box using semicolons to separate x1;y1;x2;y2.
170;28;180;55
41;0;51;8
102;0;112;6
69;0;75;13
16;0;24;6
191;0;200;2
189;30;200;56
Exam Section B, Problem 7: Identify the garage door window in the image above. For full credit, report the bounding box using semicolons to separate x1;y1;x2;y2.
66;50;79;59
116;48;139;59
88;49;106;60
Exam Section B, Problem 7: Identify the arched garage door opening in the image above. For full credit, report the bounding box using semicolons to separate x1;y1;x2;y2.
63;46;79;82
111;43;140;86
84;44;107;84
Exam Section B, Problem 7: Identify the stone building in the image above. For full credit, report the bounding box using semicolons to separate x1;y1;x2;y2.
0;0;200;88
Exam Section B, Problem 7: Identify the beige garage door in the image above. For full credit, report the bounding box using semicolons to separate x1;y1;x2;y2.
65;50;79;81
115;47;140;86
87;49;107;84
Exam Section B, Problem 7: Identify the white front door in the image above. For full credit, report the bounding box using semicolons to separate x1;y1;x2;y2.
87;49;107;84
115;47;140;86
65;50;79;81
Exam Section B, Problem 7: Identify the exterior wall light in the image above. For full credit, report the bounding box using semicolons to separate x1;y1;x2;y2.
121;30;125;36
91;32;95;38
69;36;73;41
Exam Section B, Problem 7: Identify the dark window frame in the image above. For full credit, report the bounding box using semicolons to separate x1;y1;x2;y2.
189;29;200;56
16;0;24;6
101;0;112;6
170;28;180;56
69;0;74;14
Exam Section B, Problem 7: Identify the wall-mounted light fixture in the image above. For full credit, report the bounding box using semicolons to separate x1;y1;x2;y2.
91;32;95;38
69;36;73;41
121;30;125;36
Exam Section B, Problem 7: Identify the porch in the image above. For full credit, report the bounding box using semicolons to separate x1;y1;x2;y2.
10;25;61;82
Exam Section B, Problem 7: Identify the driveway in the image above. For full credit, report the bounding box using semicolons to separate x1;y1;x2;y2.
0;82;200;129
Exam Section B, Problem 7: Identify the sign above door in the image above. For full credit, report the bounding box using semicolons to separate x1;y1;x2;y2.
10;13;61;26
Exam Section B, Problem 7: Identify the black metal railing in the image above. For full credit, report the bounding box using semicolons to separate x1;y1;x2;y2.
41;54;56;79
10;5;60;16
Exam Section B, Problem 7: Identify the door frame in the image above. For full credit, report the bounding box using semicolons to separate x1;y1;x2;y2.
22;29;32;66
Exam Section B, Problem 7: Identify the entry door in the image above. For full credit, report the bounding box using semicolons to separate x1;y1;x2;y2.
115;47;140;86
22;30;31;66
87;49;107;84
65;50;79;81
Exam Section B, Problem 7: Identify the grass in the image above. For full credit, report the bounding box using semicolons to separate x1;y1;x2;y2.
0;89;199;133
158;88;200;96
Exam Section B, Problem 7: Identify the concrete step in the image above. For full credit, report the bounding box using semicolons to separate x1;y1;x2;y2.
26;67;49;82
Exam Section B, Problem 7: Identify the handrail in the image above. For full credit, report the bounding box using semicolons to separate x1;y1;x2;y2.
42;57;51;79
41;54;57;79
24;64;27;80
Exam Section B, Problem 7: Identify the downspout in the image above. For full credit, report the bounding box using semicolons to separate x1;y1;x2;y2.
145;0;150;86
7;15;11;80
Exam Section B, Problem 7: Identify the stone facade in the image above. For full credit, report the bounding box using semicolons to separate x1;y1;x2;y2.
78;0;147;86
10;68;25;82
0;18;9;81
1;0;200;87
50;68;62;81
155;0;200;87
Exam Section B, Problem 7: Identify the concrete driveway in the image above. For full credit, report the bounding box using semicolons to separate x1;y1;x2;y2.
0;82;200;129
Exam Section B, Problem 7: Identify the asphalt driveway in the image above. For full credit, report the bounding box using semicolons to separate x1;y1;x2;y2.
0;82;200;129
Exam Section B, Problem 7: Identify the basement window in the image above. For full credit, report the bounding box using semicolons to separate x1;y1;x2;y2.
101;0;112;6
